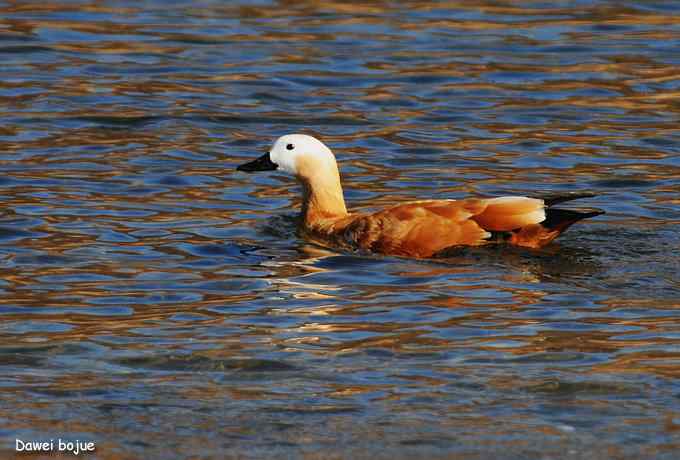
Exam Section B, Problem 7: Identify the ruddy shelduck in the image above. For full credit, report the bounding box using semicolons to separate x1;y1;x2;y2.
237;134;603;258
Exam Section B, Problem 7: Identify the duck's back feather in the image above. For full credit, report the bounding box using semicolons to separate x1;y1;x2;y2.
308;196;548;257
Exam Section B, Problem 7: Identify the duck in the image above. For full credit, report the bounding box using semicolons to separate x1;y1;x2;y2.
237;134;604;258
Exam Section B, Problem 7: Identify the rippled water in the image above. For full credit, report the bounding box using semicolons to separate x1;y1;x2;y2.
1;1;679;458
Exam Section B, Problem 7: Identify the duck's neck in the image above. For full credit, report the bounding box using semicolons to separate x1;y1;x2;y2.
299;173;348;226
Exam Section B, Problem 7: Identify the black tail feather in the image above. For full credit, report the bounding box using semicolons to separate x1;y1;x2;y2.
542;207;605;230
536;191;598;207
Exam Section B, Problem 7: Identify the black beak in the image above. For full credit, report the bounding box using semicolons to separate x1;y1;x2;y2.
236;152;278;173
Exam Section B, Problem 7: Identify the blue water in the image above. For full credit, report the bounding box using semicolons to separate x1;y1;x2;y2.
0;1;679;458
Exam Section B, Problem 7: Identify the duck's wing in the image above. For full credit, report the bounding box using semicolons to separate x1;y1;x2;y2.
342;197;546;257
469;196;546;231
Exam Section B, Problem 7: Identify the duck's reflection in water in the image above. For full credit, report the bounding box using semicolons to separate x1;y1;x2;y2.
255;239;605;359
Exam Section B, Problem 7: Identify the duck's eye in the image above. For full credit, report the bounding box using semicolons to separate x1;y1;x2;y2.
286;143;295;151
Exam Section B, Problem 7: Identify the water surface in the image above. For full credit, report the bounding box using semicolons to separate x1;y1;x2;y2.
0;1;679;459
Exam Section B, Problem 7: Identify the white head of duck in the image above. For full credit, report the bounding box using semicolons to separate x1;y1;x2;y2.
237;134;336;175
237;134;604;258
238;134;348;221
